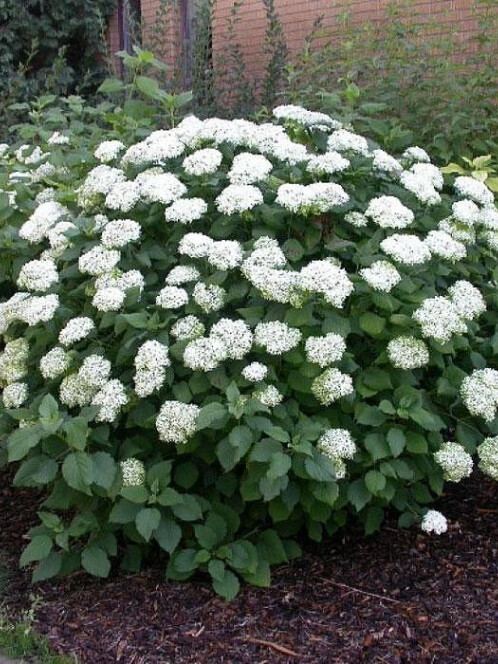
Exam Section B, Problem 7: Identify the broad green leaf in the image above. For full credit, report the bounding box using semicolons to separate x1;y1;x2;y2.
135;507;161;541
7;426;43;462
81;546;111;578
155;517;181;553
32;552;62;582
92;452;116;490
365;469;386;495
212;568;240;601
387;428;406;457
62;452;94;495
20;535;53;567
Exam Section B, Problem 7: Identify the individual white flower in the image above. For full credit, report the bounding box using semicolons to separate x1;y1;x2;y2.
365;196;414;229
399;171;441;205
360;261;401;293
136;170;187;205
402;146;430;163
165;265;200;286
156;400;200;444
92;287;126;312
380;234;431;265
434;442;473;483
448;280;485;321
165;198;207;224
421;510;447;535
94;140;125;163
344;211;368;227
254;321;301;355
0;339;29;384
461;368;498;422
228;153;273;184
40;347;71;379
311;368;354;405
78;246;121;276
254;385;283;407
454;176;494;206
18;294;59;326
156;286;189;309
242;362;268;382
372;149;402;176
476;205;498;230
387;336;430;369
424;230;466;261
413;296;466;343
101;219;141;249
299;260;354;307
317;429;356;460
207;240;244;270
477;436;498;480
276;182;349;214
452;199;479;224
272;104;340;128
178;232;215;258
59;374;96;408
2;382;28;408
327;129;369;155
59;317;95;346
120;458;146;486
183;148;223;176
216;184;263;215
306;151;350;175
18;201;68;243
210;318;253;360
92;379;128;422
305;334;346;367
105;180;141;212
192;283;225;313
170;315;205;341
17;259;58;292
183;337;227;371
78;354;111;389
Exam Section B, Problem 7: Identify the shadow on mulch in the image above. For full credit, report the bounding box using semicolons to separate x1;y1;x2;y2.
1;471;497;664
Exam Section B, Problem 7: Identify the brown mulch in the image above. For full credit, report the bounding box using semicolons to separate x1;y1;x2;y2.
1;471;497;664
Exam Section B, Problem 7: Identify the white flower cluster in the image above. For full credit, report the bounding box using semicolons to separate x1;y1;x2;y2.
327;129;370;155
40;347;71;379
183;337;226;372
448;280;485;320
344;211;368;227
400;170;441;205
156;286;189;310
79;246;121;276
19;201;68;244
254;321;301;355
477;436;498;481
207;240;243;271
228;153;272;184
305;334;346;367
380;234;431;265
60;354;110;408
136;170;187;205
254;385;283;407
461;368;498;422
170;315;205;341
434;442;473;483
92;379;128;423
372;149;403;176
165;198;207;224
192;283;225;313
402;146;430;164
317;428;357;478
423;230;466;261
421;510;447;535
365;196;414;229
454;176;494;206
387;336;430;370
17;259;58;292
306;151;350;175
242;362;268;382
94;140;125;163
413;296;467;343
273;104;340;129
78;165;125;208
59;317;95;346
299;260;354;308
134;340;170;397
165;266;200;286
120;458;146;486
178;232;214;258
16;294;59;326
216;184;263;215
210;319;253;360
48;132;70;145
276;182;349;214
156;400;200;444
183;148;223;175
359;261;401;293
121;131;184;167
2;381;28;408
101;219;141;249
452;199;479;224
0;339;29;385
311;368;353;405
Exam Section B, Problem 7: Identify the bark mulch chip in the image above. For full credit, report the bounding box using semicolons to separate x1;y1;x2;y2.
1;471;497;663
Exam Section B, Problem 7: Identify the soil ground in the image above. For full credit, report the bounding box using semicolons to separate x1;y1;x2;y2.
1;470;497;664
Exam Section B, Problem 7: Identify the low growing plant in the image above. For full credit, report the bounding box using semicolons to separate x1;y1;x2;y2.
1;105;498;599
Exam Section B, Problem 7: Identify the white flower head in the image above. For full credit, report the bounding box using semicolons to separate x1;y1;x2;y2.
276;182;349;214
228;153;272;184
299;260;353;308
78;246;120;276
477;436;498;480
434;442;473;483
402;146;431;164
421;510;447;535
424;230;466;261
92;379;128;422
254;321;301;355
156;400;200;443
413;296;466;343
192;283;225;313
306;151;350;175
254;385;283;407
454;176;494;206
183;336;227;371
207;240;243;270
448;280;485;321
400;171;441;205
311;368;354;405
461;368;498;422
156;286;189;310
360;261;401;293
2;382;28;408
317;429;356;460
92;287;126;312
170;315;205;341
327;129;369;155
120;458;146;486
210;318;253;360
452;199;479;225
165;198;207;224
19;201;68;244
387;336;430;369
59;317;95;346
78;354;111;389
183;148;223;176
136;171;187;205
305;334;346;367
101;219;141;249
380;234;431;265
165;265;200;286
178;232;215;258
242;362;268;382
18;294;59;326
105;180;141;212
372;149;402;176
216;184;263;215
365;196;414;229
17;259;58;292
344;211;368;228
94;140;125;163
40;347;71;379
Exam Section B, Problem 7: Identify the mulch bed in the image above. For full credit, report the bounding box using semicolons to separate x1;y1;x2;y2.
1;471;497;664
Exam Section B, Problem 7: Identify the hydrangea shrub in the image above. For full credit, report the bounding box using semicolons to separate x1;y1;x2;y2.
1;106;498;598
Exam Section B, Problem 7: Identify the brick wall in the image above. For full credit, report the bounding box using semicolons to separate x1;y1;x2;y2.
107;0;491;82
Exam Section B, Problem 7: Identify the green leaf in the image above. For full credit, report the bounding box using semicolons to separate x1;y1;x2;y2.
212;568;240;600
64;418;90;450
386;428;406;457
241;560;270;587
13;455;58;487
359;313;386;336
7;426;43;462
121;485;149;503
147;461;172;490
406;431;428;454
135;507;161;541
304;451;336;482
98;77;125;94
32;552;62;582
135;75;166;100
364;433;390;461
409;408;445;431
347;480;371;511
92;452;116;490
62;452;94;495
196;402;228;430
155;517;182;553
365;470;386;495
172;495;203;521
109;499;141;524
355;403;387;426
257;529;288;565
267;452;292;479
174;461;199;490
228;425;253;449
81;546;111;578
20;535;53;567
